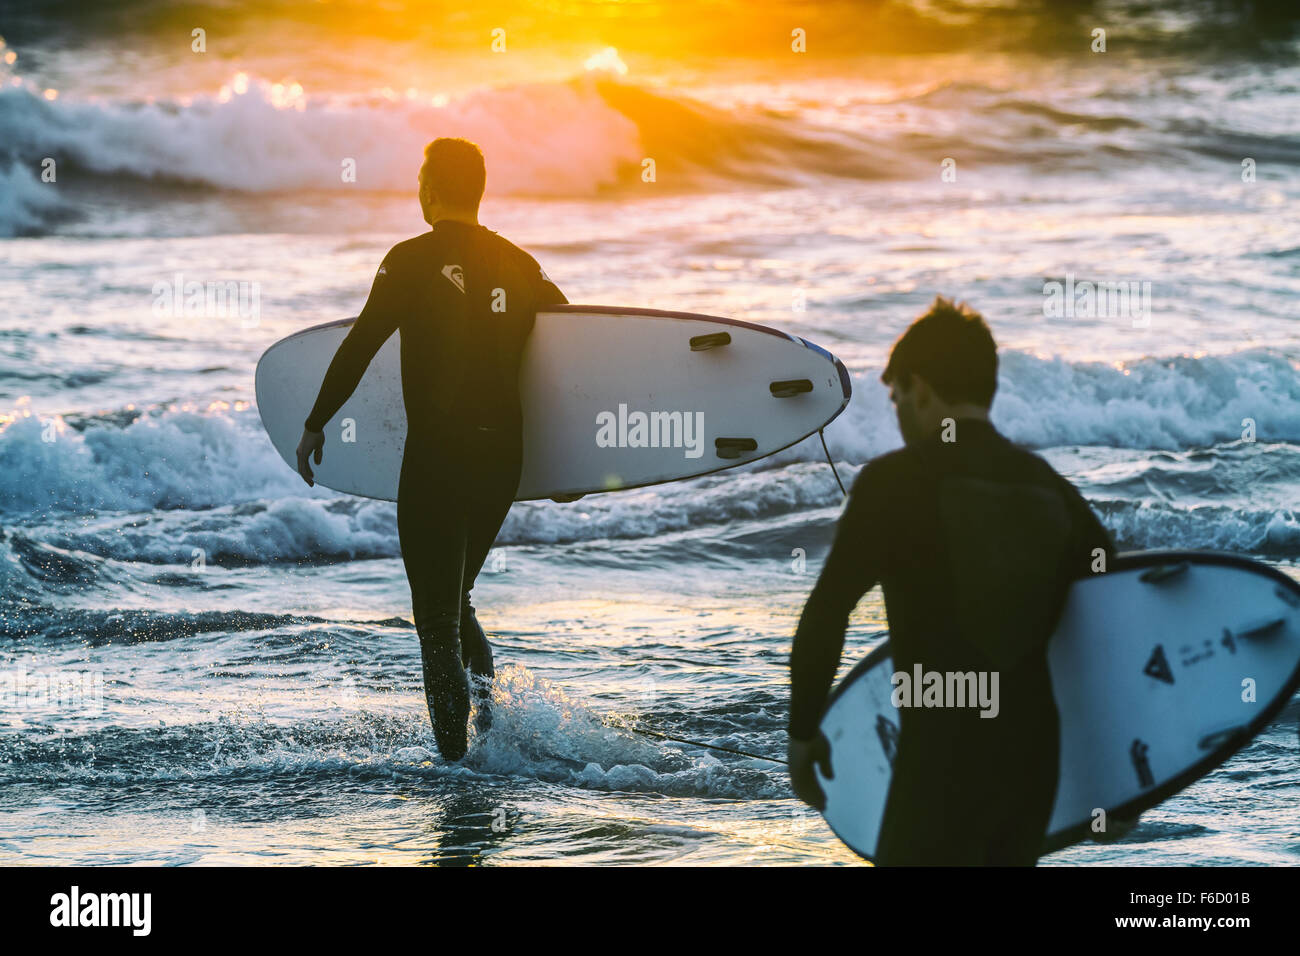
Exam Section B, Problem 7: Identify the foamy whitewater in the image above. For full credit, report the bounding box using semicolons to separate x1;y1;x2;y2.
2;4;1299;864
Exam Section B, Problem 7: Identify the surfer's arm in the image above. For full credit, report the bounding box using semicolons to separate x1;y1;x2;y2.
538;276;566;306
525;250;567;307
1053;472;1115;575
788;463;882;741
303;254;404;433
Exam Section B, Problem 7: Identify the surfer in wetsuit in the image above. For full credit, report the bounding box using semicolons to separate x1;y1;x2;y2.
786;297;1116;865
294;138;566;760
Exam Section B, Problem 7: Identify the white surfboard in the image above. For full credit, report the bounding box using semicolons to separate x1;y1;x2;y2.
817;551;1300;860
255;305;851;501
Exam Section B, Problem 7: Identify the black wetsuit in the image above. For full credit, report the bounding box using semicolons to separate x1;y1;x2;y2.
305;221;566;758
789;418;1113;865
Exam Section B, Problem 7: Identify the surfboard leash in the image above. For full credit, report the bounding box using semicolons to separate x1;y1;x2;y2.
604;717;787;765
818;428;847;498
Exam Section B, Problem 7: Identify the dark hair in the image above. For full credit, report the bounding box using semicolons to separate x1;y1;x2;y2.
420;137;486;210
881;296;998;407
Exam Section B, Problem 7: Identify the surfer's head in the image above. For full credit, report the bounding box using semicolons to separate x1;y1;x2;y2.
418;137;486;226
882;296;998;445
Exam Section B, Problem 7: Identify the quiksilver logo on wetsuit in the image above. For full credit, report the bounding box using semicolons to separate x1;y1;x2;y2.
595;404;705;459
441;263;466;294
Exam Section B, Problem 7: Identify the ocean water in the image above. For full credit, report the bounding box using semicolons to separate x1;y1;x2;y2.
2;1;1299;865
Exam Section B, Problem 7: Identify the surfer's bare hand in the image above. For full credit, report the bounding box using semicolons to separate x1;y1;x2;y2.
788;733;833;810
296;428;324;486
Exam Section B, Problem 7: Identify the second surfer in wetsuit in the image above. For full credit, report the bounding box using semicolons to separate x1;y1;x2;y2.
786;297;1117;865
295;138;566;760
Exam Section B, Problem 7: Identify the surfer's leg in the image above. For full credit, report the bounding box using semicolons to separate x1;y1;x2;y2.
457;490;518;733
876;738;994;865
460;489;514;655
981;790;1052;866
398;455;471;761
456;430;523;733
983;729;1059;866
875;748;958;865
459;602;493;677
457;498;497;682
458;600;494;733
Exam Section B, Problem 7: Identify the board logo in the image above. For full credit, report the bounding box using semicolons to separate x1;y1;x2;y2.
875;714;899;766
441;263;466;294
1143;644;1174;684
1131;738;1154;787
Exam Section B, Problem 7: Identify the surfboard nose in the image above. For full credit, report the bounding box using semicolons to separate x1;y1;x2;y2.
834;357;852;402
795;335;853;407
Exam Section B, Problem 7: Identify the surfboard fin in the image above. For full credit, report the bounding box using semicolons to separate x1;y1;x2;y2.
689;332;731;351
1138;562;1189;584
1231;616;1286;640
769;378;814;397
715;437;757;459
1197;726;1247;751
